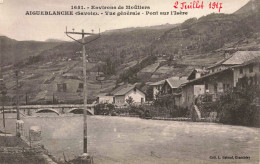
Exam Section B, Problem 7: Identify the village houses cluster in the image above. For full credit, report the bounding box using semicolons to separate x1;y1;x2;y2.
97;51;260;108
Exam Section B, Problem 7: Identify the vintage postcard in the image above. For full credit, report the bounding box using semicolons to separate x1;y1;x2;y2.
0;0;259;164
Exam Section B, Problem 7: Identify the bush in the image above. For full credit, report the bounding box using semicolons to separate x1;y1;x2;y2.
213;83;259;127
94;103;115;115
218;99;259;127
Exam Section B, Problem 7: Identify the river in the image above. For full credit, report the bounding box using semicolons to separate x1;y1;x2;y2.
0;113;259;164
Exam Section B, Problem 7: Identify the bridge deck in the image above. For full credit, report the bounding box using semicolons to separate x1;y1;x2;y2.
3;104;95;109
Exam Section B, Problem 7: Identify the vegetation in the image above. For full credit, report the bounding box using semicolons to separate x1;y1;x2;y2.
152;94;189;118
94;103;115;115
125;96;134;106
1;1;259;106
100;57;116;75
118;55;157;83
146;86;154;101
153;11;260;55
217;78;259;127
199;76;260;127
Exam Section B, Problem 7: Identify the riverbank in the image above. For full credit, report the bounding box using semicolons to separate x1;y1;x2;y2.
0;132;57;164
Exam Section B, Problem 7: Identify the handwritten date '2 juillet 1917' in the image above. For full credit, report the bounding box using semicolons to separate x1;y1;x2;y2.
174;0;223;12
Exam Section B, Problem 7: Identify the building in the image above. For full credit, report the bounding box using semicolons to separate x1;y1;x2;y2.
147;80;165;100
187;68;208;81
181;69;233;108
180;53;260;108
96;93;114;104
207;51;260;73
161;76;188;94
113;85;146;106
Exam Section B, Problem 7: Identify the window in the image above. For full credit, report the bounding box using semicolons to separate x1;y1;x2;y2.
249;65;253;73
205;83;208;90
77;83;83;92
62;83;67;92
214;83;217;93
57;83;67;92
78;83;83;88
239;68;243;74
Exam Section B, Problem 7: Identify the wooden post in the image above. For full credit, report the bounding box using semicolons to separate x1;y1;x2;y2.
15;70;20;120
82;30;88;153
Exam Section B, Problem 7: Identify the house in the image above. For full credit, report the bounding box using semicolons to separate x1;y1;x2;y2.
207;51;260;73
232;56;260;87
161;76;188;94
181;68;233;108
158;76;188;107
96;93;114;104
113;85;146;106
187;68;208;81
147;80;165;100
180;53;260;108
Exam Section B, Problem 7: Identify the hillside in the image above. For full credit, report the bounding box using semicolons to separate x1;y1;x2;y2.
0;36;63;65
152;11;260;56
39;28;169;64
1;1;260;104
235;0;260;14
103;23;179;33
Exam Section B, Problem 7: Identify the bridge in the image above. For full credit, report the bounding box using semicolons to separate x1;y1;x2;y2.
0;104;95;116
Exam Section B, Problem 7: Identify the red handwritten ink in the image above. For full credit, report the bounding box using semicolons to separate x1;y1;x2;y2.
174;1;178;8
209;2;223;12
173;1;223;12
180;1;204;9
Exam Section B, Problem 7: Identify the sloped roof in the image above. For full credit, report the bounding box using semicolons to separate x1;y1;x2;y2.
207;51;260;69
180;76;188;80
182;68;233;87
207;58;229;69
97;93;111;97
110;84;130;95
223;51;260;65
187;69;208;80
114;85;136;96
148;79;165;86
166;77;188;89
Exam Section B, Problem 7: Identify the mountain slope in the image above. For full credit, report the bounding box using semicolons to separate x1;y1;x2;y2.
235;0;260;14
1;1;260;103
0;36;63;65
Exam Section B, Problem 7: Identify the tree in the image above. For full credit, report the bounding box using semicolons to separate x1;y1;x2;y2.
214;76;260;127
146;86;154;101
0;80;7;96
126;96;134;106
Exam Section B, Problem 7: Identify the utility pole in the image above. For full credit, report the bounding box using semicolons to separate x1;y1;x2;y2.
15;69;20;120
65;27;100;154
26;92;28;105
0;63;6;128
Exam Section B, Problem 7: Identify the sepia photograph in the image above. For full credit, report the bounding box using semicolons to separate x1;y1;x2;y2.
0;0;259;163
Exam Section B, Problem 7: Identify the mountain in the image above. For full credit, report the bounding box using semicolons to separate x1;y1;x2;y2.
235;0;260;14
45;39;66;42
103;23;179;33
152;9;260;56
38;28;170;64
0;36;62;66
1;1;260;104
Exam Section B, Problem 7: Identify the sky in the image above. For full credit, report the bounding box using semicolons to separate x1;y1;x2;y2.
0;0;250;41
